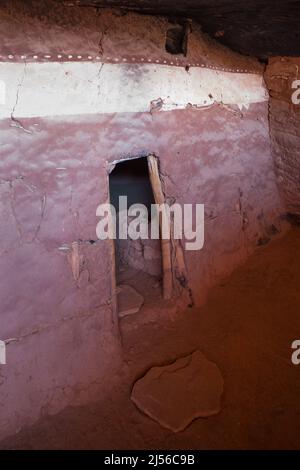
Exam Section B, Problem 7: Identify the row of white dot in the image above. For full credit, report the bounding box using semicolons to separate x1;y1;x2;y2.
0;54;260;74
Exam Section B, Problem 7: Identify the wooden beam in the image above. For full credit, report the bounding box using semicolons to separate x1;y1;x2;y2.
147;155;173;300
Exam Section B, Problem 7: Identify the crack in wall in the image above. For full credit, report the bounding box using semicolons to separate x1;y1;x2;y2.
97;62;105;97
0;175;46;246
2;302;109;347
98;24;110;56
10;61;33;135
31;194;47;243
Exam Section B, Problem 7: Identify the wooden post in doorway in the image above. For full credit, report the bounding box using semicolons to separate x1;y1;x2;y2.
147;155;173;300
106;163;120;342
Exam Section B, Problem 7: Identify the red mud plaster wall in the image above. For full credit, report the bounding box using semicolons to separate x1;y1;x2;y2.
0;2;287;442
0;117;120;440
0;103;286;439
0;0;262;72
265;57;300;217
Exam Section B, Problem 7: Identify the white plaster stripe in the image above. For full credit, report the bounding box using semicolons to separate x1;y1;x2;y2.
0;62;267;119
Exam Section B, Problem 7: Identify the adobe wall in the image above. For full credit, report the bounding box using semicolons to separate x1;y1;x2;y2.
265;57;300;217
0;1;287;441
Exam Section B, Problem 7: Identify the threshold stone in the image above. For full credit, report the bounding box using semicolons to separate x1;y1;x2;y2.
117;284;144;317
131;350;223;432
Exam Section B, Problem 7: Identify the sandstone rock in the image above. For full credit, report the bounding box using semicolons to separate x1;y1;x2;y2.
131;350;223;432
117;284;144;318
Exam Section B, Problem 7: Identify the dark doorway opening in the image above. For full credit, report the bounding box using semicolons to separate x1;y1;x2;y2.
109;157;162;317
109;157;154;218
165;20;190;56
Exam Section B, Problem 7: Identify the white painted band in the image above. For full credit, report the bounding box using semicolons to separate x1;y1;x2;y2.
0;62;267;119
0;340;6;365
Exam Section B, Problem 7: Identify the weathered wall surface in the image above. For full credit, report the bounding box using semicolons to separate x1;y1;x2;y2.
0;115;121;440
0;0;262;73
0;2;287;441
265;57;300;216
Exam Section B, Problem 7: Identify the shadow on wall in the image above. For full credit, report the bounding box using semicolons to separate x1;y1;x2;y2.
109;157;155;215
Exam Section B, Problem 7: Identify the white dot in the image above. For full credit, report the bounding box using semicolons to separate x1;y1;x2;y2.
57;54;62;59
45;55;51;59
8;55;14;59
33;55;38;59
77;55;82;59
88;56;92;60
68;55;73;59
21;55;26;59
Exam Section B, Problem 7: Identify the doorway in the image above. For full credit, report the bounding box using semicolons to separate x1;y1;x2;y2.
109;156;168;317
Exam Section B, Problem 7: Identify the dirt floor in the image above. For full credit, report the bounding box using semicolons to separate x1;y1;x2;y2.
2;226;300;450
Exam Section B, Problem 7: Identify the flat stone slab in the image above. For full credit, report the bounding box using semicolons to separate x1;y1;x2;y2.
131;350;223;432
117;284;144;318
